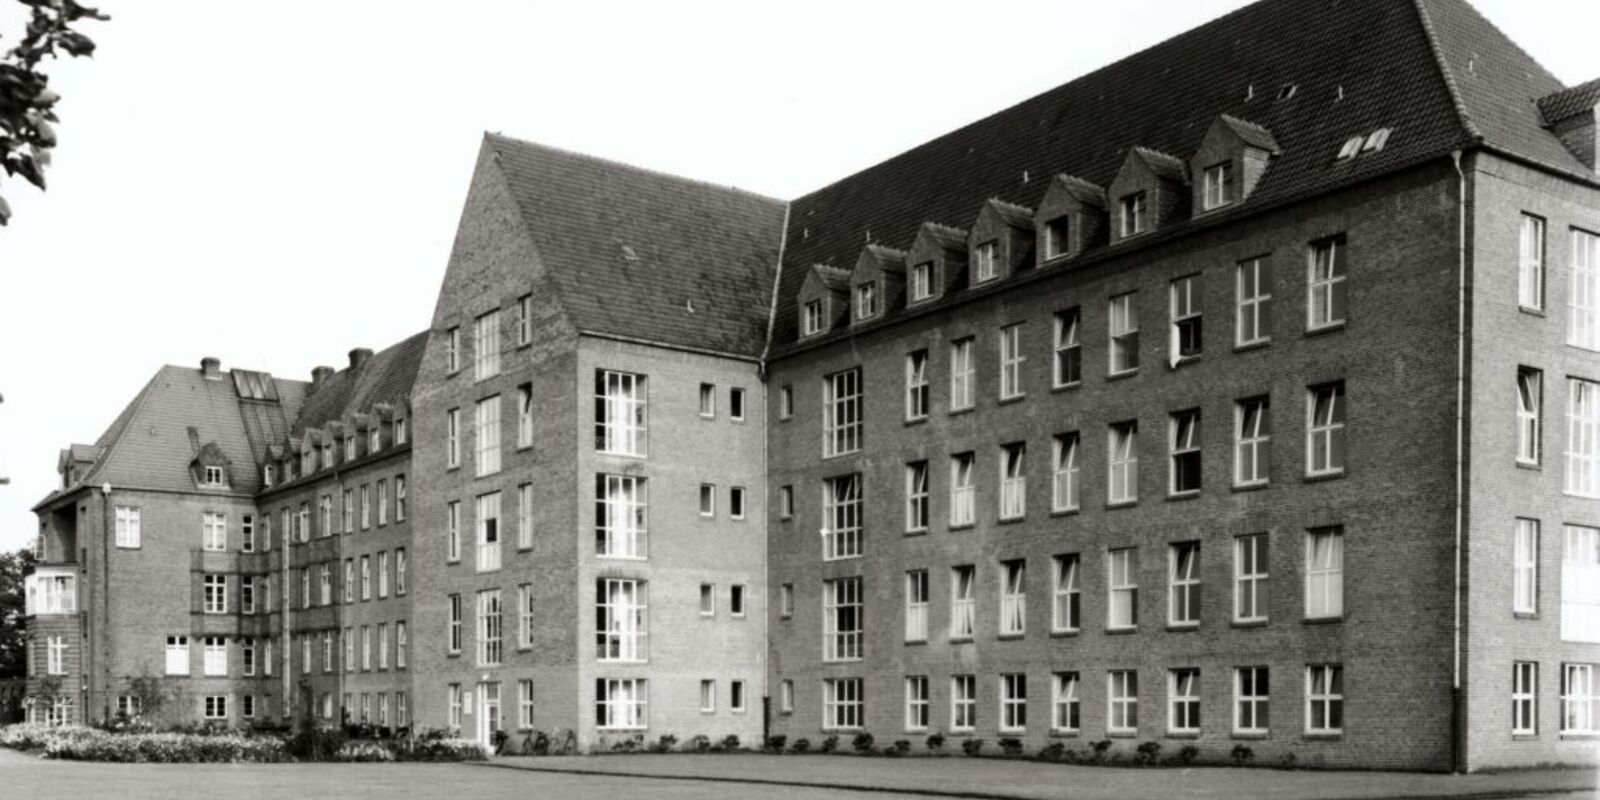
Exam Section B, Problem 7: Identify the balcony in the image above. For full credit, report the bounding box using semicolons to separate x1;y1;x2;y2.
24;569;77;616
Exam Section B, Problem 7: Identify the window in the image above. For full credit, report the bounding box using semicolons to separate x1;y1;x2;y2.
378;551;390;598
730;388;746;421
1052;673;1080;732
353;629;362;672
856;282;878;320
596;578;647;662
1514;519;1539;615
999;323;1025;399
203;575;227;614
1045;432;1082;513
202;512;226;552
445;408;460;468
999;442;1026;520
1168;669;1200;733
951;674;976;731
1108;422;1138;504
822;474;862;561
1563;525;1600;642
378;623;389;669
779;485;794;520
1307;383;1347;477
973;240;999;283
1234;534;1269;623
823;577;863;661
910;261;932;302
779;385;793;420
823;678;864;730
1109;293;1139;374
517;384;534;448
516;294;532;345
203;636;226;676
115;506;141;548
1000;560;1026;636
1235;397;1271;486
447;684;462;728
1572;230;1600;349
1306;528;1344;620
477;492;502;572
1519;215;1544;310
477;589;503;666
1513;662;1538;735
445;326;460;373
1306;665;1344;734
1169;410;1201;495
1568;379;1600;496
446;501;460;562
779;584;793;618
1203;162;1234;209
951;565;976;640
730;680;747;713
1108;670;1139;733
699;383;716;418
1000;673;1028;732
823;368;863;457
596;678;648;729
1236;258;1272;346
1120;191;1147;237
1052;554;1081;633
730;486;746;520
518;584;535;648
779;680;794;714
904;570;928;642
950;452;975;526
904;461;929;532
905;676;929;731
949;338;975;411
45;635;66;675
1053;308;1081;387
1168;542;1201;627
519;679;535;729
1308;237;1348;330
596;475;647;559
165;635;189;675
203;465;226;487
204;695;227;720
905;350;929;420
340;489;353;534
1044;216;1071;259
396;548;407;595
447;594;462;654
358;484;370;531
699;583;714;616
514;484;531;548
474;309;501;380
1108;547;1137;630
802;299;824;337
1517;369;1542;465
1562;663;1599;733
1170;275;1202;361
342;627;354;672
395;417;407;445
699;484;715;517
699;679;716;713
594;370;647;456
730;584;746;616
396;621;407;668
475;396;501;476
241;579;255;615
376;481;389;526
1235;666;1269;734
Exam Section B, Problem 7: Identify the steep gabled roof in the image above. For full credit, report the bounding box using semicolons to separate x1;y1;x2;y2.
291;332;428;437
768;0;1584;349
483;134;788;358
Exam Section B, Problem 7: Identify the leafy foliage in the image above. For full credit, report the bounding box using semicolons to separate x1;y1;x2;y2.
0;0;110;225
0;549;36;678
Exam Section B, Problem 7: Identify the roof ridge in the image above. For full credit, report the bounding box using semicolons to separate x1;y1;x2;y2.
483;131;787;205
1411;0;1483;143
82;367;166;488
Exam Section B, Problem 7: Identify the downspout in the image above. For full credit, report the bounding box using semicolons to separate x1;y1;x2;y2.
100;484;111;724
757;202;790;744
1449;149;1467;774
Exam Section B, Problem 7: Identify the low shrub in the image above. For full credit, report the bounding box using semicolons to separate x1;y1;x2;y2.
287;726;349;761
43;730;292;763
960;738;985;756
925;732;945;753
720;734;740;751
1176;745;1200;766
764;734;787;753
686;734;710;753
1;723;98;751
652;734;678;753
851;732;875;753
819;735;839;753
892;739;911;756
334;741;394;762
1230;744;1254;765
1090;739;1114;764
1038;741;1067;761
998;737;1024;757
1136;740;1162;766
790;737;811;753
393;736;486;763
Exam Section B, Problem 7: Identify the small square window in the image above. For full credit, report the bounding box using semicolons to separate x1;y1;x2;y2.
730;486;746;520
699;384;716;418
699;583;715;617
699;484;715;517
730;388;746;421
1044;216;1071;260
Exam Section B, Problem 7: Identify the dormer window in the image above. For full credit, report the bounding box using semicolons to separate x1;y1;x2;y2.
1044;217;1071;260
369;426;381;453
395;418;408;445
204;466;226;487
1202;163;1234;210
855;283;878;320
345;436;357;461
1120;192;1147;237
301;451;314;475
802;300;824;337
263;464;275;487
909;262;933;302
973;241;1000;283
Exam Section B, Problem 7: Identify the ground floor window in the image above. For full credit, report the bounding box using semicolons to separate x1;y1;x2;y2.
1000;673;1027;733
823;678;863;730
519;679;535;729
1108;670;1138;734
1168;668;1200;733
950;674;976;732
1234;666;1269;734
1052;673;1080;733
1306;664;1344;734
1562;663;1598;733
1512;662;1537;735
204;695;228;720
905;676;929;731
596;678;647;729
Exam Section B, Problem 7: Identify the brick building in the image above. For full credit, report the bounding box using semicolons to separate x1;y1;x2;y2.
18;0;1600;772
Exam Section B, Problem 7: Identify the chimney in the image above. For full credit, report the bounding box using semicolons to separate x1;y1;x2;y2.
349;347;374;370
200;356;222;380
310;366;334;393
1538;80;1600;173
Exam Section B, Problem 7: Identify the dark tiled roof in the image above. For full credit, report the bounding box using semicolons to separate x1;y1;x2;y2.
769;0;1583;349
1219;114;1282;153
1537;78;1600;124
484;134;787;358
919;222;969;248
291;331;428;437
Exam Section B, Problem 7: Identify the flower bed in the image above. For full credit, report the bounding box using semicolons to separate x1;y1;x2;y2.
38;728;292;763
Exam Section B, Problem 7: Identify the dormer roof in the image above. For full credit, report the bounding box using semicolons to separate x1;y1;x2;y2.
1047;175;1107;208
1129;147;1188;183
1537;78;1600;124
915;222;968;252
808;263;852;293
1216;114;1281;154
982;198;1035;229
858;244;908;275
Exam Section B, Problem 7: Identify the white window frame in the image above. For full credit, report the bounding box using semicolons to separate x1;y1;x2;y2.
999;443;1026;520
1519;214;1544;311
517;294;533;346
474;309;501;381
1000;560;1026;637
950;674;976;732
909;261;932;302
165;635;189;676
1052;672;1080;733
949;338;975;411
699;383;716;418
823;678;864;731
1517;368;1542;466
1044;215;1071;260
475;396;501;477
518;584;534;649
905;676;929;731
822;474;863;561
203;636;227;677
905;350;929;421
1052;432;1080;512
1168;668;1200;733
1305;528;1344;620
699;679;716;713
1234;666;1269;735
1120;192;1146;237
446;408;461;468
1053;308;1081;387
855;281;878;320
446;501;460;562
823;368;863;458
1562;525;1600;643
999;323;1024;399
951;565;976;640
1512;661;1537;735
1307;384;1347;477
445;327;460;373
1170;275;1202;362
1168;542;1200;627
823;577;863;662
1203;162;1233;210
1235;397;1271;487
1052;554;1081;633
596;474;647;559
904;570;928;642
202;512;226;552
517;384;534;448
802;299;824;337
1308;237;1348;331
1108;547;1137;631
905;461;929;533
1570;229;1600;349
1000;673;1027;733
1306;664;1344;734
1109;293;1139;375
203;574;228;614
1236;257;1271;346
1107;670;1138;734
950;452;975;526
1567;379;1600;497
476;492;502;573
779;680;794;714
477;589;503;667
973;240;999;283
596;578;648;663
595;369;647;457
1169;410;1201;495
1234;533;1269;623
1514;519;1539;615
519;678;535;729
1562;663;1599;733
114;506;141;548
1108;422;1138;504
597;678;648;730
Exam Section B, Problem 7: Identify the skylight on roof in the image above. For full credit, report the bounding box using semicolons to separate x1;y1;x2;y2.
1276;84;1298;101
1362;128;1392;153
1338;137;1363;160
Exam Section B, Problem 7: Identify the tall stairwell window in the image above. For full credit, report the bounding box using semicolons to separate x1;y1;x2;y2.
595;370;647;456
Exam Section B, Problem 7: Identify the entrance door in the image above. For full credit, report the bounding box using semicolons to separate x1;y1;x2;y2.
477;682;501;747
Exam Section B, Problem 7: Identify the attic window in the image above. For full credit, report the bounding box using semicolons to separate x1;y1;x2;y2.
263;464;275;487
1120;192;1148;237
1361;128;1392;153
204;466;226;487
1044;217;1071;260
1276;83;1298;101
802;300;824;337
855;283;878;321
1202;163;1235;210
909;262;933;302
973;241;1000;283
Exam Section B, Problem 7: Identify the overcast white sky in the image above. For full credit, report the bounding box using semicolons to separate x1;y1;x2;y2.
0;1;1594;551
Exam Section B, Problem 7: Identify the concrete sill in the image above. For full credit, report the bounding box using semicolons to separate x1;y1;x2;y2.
949;407;975;417
1233;340;1271;354
1231;619;1270;629
1303;471;1345;484
1050;382;1082;394
1165;732;1200;740
1105;501;1138;511
1515;461;1541;472
1107;369;1139;382
1305;322;1346;338
1302;615;1343;626
1050;508;1081;518
998;395;1026;407
950;523;976;532
904;417;928;428
1513;612;1540;621
1231;732;1270;740
1050;629;1081;638
1518;305;1546;318
1231;482;1270;493
1166;491;1200;502
1165;624;1200;633
1105;627;1138;636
